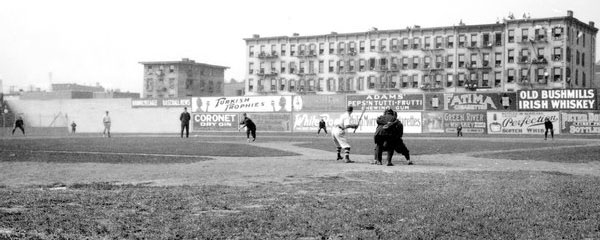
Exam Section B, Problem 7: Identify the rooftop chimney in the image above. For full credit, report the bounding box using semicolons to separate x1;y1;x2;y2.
567;10;573;17
590;21;595;28
252;34;260;38
293;33;300;37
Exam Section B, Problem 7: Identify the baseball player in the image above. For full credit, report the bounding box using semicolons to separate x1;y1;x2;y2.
12;116;25;135
544;117;554;140
102;111;111;138
239;113;257;142
317;118;328;136
332;106;359;163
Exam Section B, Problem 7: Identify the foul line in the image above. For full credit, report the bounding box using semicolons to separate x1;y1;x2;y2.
10;150;210;158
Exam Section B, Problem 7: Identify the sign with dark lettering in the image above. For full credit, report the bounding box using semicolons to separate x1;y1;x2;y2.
191;96;294;112
192;113;238;131
443;112;487;134
346;94;424;111
517;89;597;110
487;111;560;134
429;93;506;111
560;112;600;134
131;98;191;108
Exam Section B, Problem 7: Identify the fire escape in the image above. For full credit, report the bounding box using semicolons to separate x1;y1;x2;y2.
517;28;549;89
256;51;279;94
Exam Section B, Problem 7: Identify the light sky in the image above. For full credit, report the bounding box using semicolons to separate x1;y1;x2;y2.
0;0;598;93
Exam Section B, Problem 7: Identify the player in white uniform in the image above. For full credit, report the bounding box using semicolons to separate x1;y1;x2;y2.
332;106;359;163
102;111;111;138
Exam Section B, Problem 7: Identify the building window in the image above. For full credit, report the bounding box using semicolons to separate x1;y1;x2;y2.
482;53;490;67
289;80;296;92
248;79;254;92
379;39;387;51
271;44;277;55
458;54;465;68
582;53;585;66
328;60;334;73
412;37;420;49
357;77;364;90
553;47;562;61
470;33;477;47
329;42;334;54
566;47;571;62
338;60;345;73
424;36;431;49
412;56;419;69
359;59;366;72
317;78;323;91
338;78;345;91
446;55;454;68
411;74;419;88
391;57;398;70
552;67;561;81
495;32;502;46
281;44;286;56
402;38;409;50
434;74;442;88
536;68;547;83
319;43;325;55
169;65;175;73
369;58;376;71
447;35;454;48
259;62;265;74
290;44;295;56
482;72;489;87
367;76;375;89
249;62;254;74
435;55;442;69
309;44;316;55
349;41;356;54
298;44;305;56
435;36;443;49
470;53;478;67
270;79;277;91
349;60;355;72
318;60;324;73
370;39;376;52
308;60;315;74
576;50;580;65
494;52;502;67
507;69;515;83
458;35;466;48
299;61;305;73
520;69;529;82
298;79;306;92
521;28;529;42
289;62;296;74
402;57;409;69
391;39;399;51
260;45;265;55
482;33;490;47
359;41;365;53
535;28;546;41
338;42;346;54
379;58;388;70
424;56;431;69
508;30;514;43
249;46;254;57
308;79;315;91
346;78;354;91
401;75;409;88
446;74;454;87
508;49;514;63
552;27;563;39
458;73;465;86
279;78;287;91
582;72;586;87
494;72;501;86
280;61;286;73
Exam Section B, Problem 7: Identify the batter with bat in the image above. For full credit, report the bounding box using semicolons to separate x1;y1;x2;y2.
331;105;363;163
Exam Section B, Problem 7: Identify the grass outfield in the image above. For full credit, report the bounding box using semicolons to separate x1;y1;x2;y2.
1;171;599;239
1;134;600;238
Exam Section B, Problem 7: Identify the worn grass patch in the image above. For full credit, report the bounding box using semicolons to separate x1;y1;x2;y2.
473;145;600;163
295;138;584;156
1;171;599;239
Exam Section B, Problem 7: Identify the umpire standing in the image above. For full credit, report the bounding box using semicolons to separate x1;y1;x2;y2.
180;107;191;138
374;108;399;166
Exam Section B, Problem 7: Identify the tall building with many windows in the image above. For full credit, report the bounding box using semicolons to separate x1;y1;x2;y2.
140;58;228;98
244;11;596;95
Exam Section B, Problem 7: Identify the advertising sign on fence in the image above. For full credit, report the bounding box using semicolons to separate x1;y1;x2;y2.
191;96;294;112
131;98;191;108
487;111;560;134
422;112;445;133
517;89;597;110
349;111;422;134
560;112;600;134
292;112;343;132
192;113;238;131
426;93;509;111
295;95;345;112
443;111;487;134
249;113;292;132
346;94;424;111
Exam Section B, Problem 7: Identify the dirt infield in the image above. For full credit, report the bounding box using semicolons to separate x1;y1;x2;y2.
2;135;600;187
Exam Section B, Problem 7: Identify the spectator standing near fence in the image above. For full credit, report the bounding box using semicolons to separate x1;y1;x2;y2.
71;121;77;134
12;116;25;136
544;118;554;140
102;111;111;138
180;107;191;138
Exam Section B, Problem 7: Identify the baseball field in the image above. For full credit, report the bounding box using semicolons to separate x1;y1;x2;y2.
1;133;600;239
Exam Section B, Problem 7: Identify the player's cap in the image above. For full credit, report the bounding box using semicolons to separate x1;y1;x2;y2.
347;106;353;111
